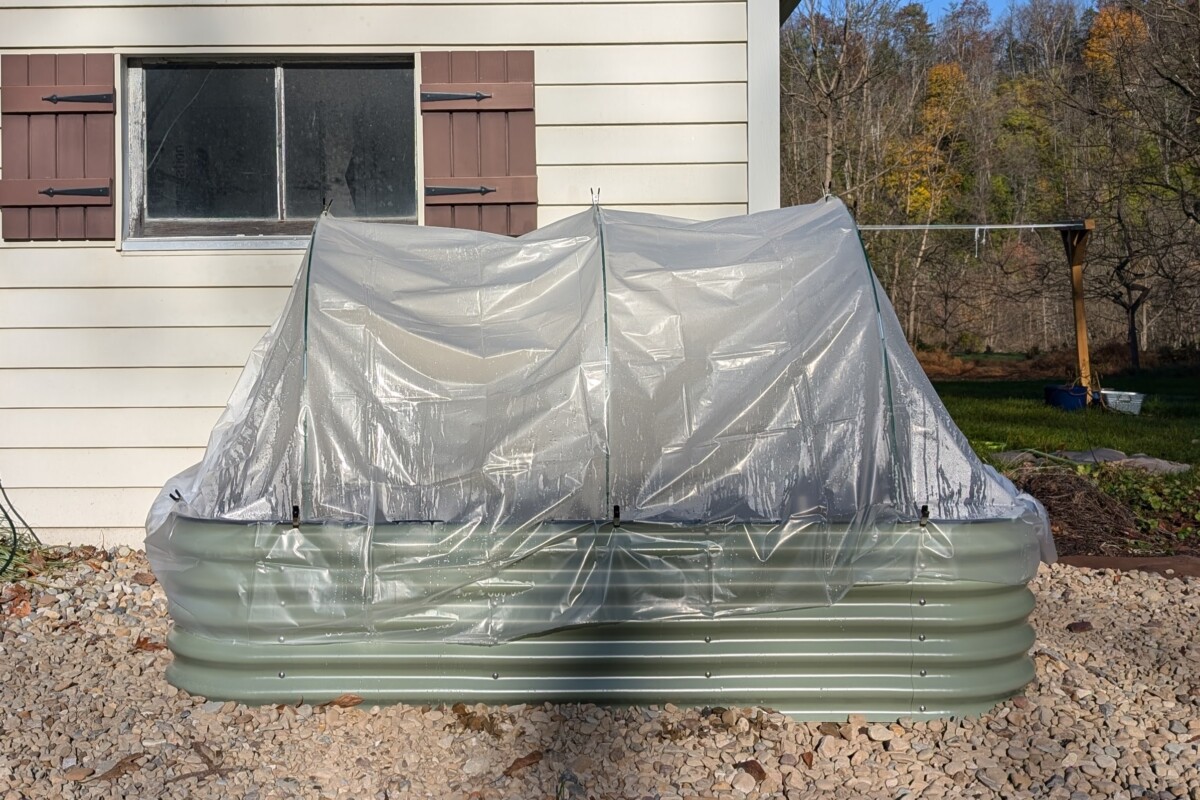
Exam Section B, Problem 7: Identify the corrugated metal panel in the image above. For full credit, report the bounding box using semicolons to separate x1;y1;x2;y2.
159;519;1038;720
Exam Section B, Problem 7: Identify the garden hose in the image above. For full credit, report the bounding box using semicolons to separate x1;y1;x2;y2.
0;501;16;577
0;477;38;577
0;478;38;545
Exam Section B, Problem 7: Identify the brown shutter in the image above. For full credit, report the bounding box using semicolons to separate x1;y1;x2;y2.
0;54;115;241
420;51;537;236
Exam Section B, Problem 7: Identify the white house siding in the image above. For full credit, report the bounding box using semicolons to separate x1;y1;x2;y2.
0;0;769;547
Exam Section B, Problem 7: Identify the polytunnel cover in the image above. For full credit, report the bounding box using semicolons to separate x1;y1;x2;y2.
147;200;1054;644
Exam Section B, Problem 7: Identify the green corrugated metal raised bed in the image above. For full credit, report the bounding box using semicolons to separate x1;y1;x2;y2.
153;517;1038;720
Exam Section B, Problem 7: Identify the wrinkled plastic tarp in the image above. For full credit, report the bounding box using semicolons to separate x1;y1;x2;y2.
147;200;1053;643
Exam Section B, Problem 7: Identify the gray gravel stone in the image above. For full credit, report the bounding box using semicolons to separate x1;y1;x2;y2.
731;770;756;793
867;724;895;742
0;552;1197;798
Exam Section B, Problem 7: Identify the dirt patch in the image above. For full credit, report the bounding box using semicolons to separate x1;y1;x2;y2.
916;342;1183;382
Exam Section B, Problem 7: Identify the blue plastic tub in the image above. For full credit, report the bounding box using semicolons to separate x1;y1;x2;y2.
1043;385;1093;411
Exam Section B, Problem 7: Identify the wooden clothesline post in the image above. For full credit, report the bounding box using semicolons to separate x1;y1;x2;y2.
858;218;1098;399
1061;220;1096;401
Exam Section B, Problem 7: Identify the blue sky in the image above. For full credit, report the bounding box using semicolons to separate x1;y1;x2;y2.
920;0;999;25
923;0;956;22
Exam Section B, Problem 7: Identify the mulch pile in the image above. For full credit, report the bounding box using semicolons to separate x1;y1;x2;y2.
1010;464;1200;578
1010;465;1142;557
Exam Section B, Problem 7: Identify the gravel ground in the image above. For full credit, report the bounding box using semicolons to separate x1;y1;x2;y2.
1;550;1198;800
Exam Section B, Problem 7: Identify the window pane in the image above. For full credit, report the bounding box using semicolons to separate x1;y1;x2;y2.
284;64;416;219
145;66;276;219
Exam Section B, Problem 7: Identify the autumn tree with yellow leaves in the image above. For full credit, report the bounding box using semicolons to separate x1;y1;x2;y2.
781;0;1200;358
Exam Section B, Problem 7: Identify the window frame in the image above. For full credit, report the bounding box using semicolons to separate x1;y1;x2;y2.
123;55;417;250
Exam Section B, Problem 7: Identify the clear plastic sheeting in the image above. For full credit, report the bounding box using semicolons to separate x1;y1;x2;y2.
146;200;1053;644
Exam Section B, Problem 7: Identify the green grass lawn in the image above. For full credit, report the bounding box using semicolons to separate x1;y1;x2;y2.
934;368;1200;549
933;369;1200;465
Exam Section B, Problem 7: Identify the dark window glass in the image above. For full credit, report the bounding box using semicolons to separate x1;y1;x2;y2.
283;65;416;219
145;66;276;219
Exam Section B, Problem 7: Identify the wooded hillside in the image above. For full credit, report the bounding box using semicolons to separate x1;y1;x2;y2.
781;0;1200;367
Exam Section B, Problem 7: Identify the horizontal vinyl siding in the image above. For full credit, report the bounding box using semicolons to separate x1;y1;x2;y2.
0;328;269;368
0;448;204;489
538;204;749;224
536;44;746;85
0;252;293;545
14;1;731;5
6;488;161;528
538;124;748;166
541;164;747;205
0;0;751;546
0;288;290;328
0;250;304;288
0;409;224;448
0;368;242;408
0;4;746;48
536;84;746;125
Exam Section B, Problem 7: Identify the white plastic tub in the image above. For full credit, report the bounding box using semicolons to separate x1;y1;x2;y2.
1101;389;1145;415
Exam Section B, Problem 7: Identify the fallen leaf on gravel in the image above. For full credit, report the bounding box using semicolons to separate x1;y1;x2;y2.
133;636;166;652
450;702;508;736
90;753;145;782
64;767;94;781
502;750;542;777
801;751;815;768
817;722;842;738
193;741;219;767
318;694;363;709
28;550;46;573
132;571;157;586
164;742;241;785
1066;620;1094;633
734;759;766;782
10;600;31;619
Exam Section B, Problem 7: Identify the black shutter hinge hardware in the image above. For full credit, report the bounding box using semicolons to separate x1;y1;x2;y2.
613;505;621;529
38;186;110;198
919;504;929;528
41;92;114;104
425;185;497;197
292;505;301;529
420;91;492;103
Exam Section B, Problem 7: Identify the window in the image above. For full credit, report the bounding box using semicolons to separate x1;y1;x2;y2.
126;58;416;241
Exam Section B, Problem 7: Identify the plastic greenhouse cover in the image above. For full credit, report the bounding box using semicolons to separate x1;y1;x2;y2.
146;199;1054;644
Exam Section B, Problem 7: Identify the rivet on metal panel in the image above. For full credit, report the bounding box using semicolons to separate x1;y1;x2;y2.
919;669;927;677
492;673;499;680
918;598;927;606
278;636;285;643
278;672;286;678
919;562;927;569
919;705;927;712
705;671;712;678
918;634;926;641
704;636;711;643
